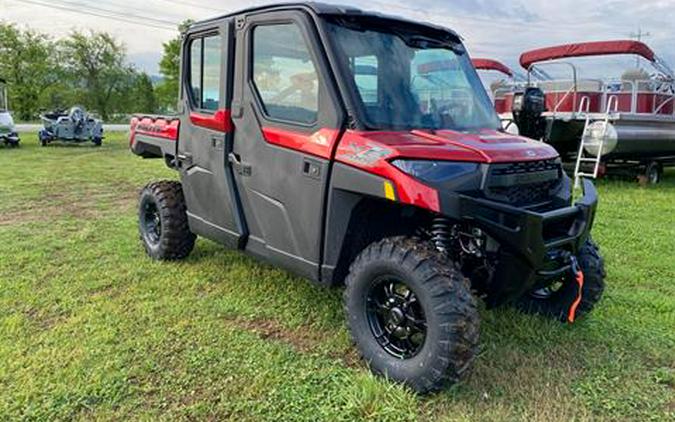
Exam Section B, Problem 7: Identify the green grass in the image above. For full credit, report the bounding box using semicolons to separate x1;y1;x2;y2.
0;133;673;421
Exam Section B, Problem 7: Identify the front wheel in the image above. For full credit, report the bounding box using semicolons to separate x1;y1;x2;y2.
516;238;605;322
344;237;479;394
138;181;195;260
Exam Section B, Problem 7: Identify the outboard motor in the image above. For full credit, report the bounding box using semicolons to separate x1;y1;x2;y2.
512;87;547;140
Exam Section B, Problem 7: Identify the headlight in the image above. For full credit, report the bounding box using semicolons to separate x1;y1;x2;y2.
391;160;479;183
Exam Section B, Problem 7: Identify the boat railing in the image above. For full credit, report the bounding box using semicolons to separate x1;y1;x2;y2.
578;96;591;114
528;61;578;116
493;86;513;98
602;78;675;115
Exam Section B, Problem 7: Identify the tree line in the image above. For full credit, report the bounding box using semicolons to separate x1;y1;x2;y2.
0;22;184;122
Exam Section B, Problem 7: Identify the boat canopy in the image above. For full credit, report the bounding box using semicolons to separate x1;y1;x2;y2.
519;40;656;70
471;58;513;77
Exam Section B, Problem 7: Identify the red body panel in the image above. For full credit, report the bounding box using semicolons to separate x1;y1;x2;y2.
189;109;233;132
129;115;180;147
335;129;557;163
261;127;341;159
335;130;441;211
334;129;559;212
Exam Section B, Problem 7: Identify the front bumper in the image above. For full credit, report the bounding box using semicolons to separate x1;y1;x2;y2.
456;178;598;306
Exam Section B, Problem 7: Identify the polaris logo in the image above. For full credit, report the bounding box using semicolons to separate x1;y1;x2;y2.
525;150;537;157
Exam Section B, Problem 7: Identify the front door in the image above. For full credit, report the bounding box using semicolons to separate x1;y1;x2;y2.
230;12;345;280
177;23;245;248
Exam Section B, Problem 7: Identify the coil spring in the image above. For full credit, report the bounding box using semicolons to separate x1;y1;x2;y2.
431;217;452;254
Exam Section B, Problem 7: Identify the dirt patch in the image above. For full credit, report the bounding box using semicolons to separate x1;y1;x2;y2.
224;315;361;368
22;306;70;330
0;183;139;225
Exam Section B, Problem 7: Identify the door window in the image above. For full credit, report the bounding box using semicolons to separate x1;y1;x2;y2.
187;34;222;111
252;24;319;124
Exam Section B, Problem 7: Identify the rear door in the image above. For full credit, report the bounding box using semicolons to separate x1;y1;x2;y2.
177;22;245;248
230;11;345;280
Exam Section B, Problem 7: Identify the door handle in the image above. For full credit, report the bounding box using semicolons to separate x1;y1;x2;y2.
176;152;193;167
228;152;252;176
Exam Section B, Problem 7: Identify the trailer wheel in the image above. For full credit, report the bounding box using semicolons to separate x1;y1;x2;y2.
344;237;479;394
138;181;195;260
644;161;662;185
516;238;605;322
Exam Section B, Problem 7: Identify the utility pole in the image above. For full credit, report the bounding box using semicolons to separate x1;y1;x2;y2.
629;28;651;68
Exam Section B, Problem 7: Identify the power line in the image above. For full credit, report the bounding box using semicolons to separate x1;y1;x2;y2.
53;0;179;27
366;0;623;33
155;0;225;13
13;0;179;31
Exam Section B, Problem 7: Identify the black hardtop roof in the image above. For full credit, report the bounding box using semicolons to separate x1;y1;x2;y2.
189;2;459;39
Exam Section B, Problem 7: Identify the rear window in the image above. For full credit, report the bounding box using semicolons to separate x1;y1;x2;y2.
187;34;222;111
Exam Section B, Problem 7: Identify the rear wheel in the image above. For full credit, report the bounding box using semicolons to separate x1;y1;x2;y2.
516;238;605;322
92;137;102;147
138;181;195;260
644;161;662;185
344;237;479;394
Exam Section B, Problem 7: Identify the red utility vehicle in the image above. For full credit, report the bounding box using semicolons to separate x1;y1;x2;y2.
129;3;605;393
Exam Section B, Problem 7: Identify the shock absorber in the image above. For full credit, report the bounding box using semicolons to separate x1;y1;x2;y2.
430;217;452;254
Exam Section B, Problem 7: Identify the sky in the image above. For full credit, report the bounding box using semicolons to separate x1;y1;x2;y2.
2;0;674;77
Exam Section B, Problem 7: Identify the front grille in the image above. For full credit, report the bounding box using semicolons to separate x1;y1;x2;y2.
485;159;562;206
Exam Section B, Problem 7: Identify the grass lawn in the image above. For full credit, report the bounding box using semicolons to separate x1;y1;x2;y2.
0;132;673;421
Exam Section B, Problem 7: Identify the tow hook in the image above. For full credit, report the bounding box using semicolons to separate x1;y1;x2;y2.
567;256;584;323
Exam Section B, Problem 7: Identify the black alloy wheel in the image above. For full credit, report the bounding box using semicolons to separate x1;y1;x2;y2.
140;199;162;247
366;276;427;359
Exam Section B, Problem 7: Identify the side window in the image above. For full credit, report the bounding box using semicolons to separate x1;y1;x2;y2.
351;56;378;104
187;34;222;111
252;24;319;124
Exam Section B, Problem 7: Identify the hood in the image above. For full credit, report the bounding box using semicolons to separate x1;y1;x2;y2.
338;129;559;164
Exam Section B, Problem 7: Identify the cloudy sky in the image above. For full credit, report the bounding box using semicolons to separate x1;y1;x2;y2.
2;0;674;77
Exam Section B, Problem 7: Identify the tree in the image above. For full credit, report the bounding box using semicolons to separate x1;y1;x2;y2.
0;23;61;120
131;72;158;114
60;30;135;120
156;20;193;111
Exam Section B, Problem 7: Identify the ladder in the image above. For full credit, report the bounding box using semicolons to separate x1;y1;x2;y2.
573;96;618;188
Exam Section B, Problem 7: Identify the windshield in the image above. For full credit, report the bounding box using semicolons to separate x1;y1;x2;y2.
326;20;501;132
